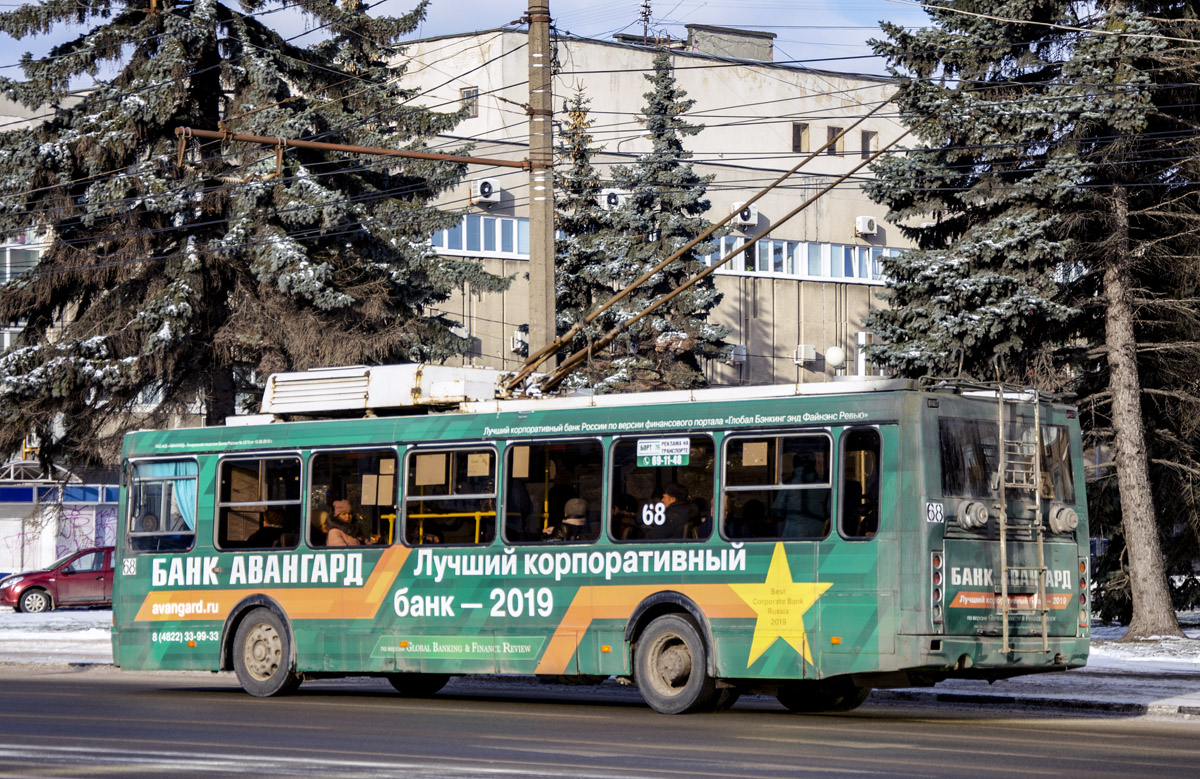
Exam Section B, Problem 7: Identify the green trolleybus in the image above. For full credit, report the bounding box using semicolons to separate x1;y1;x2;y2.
112;366;1090;714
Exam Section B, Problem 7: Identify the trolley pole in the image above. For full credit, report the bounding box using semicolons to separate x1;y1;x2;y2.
527;0;556;358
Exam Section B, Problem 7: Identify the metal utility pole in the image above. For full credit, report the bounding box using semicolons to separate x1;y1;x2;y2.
526;0;556;358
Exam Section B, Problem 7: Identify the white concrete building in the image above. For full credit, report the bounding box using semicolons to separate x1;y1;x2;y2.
402;25;912;385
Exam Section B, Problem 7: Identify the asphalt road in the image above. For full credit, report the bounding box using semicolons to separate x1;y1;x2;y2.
0;666;1197;778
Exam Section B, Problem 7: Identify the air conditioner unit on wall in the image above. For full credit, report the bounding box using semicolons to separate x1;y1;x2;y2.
510;329;528;354
855;215;878;236
731;202;758;227
793;344;817;365
599;188;628;210
471;178;502;204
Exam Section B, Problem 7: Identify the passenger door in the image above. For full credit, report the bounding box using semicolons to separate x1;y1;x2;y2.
101;549;114;602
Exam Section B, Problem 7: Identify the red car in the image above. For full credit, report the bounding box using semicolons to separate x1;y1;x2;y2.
0;547;114;613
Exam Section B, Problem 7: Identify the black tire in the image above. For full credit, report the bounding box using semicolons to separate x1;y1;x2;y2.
386;673;450;697
777;679;871;713
708;686;743;711
635;614;717;714
18;589;51;614
232;608;301;697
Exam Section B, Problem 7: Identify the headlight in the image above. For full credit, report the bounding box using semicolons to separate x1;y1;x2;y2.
0;575;24;589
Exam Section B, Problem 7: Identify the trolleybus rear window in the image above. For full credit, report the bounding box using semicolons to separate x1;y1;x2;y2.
840;428;881;539
939;419;1074;502
722;434;831;540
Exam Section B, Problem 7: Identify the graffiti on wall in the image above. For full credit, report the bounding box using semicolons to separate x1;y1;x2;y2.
96;506;117;547
1;501;119;571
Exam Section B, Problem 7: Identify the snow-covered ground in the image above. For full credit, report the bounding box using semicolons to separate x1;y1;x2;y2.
0;608;113;665
3;607;1200;715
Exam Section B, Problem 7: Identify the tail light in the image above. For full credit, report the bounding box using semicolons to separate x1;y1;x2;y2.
931;551;945;630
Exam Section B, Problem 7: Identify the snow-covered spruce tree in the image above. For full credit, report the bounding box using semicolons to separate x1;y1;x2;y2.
552;88;618;385
865;1;1198;638
0;0;506;466
596;48;728;392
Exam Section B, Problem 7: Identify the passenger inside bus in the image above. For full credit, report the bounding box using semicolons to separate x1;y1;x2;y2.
245;509;285;548
774;459;829;538
311;510;330;546
327;500;365;546
543;498;589;542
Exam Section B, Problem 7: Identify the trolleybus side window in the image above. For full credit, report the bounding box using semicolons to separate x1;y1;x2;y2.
129;459;197;553
504;440;603;544
723;435;831;540
404;447;496;546
611;436;714;542
310;450;397;547
939;419;1075;503
840;429;881;539
216;457;302;550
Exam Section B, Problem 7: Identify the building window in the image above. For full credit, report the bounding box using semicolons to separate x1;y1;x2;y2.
460;86;479;118
827;126;844;156
791;122;809;153
861;130;878;159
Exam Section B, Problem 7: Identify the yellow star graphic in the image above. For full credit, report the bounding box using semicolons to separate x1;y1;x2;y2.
730;542;832;668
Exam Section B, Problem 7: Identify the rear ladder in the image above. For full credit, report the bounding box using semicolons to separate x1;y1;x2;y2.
995;385;1050;653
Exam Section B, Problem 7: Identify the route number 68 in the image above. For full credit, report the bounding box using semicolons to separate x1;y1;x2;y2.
641;502;666;526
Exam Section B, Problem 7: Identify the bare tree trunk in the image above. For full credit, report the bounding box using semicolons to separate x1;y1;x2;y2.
1106;187;1183;639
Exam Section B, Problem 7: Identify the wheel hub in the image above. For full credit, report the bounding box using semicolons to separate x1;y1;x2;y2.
656;639;692;689
243;623;282;681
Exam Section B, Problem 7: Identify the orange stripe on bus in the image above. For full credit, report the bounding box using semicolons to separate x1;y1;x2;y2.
534;584;756;674
133;546;411;623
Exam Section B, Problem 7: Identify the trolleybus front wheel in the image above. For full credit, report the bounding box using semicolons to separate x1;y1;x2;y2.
232;608;301;697
635;614;717;714
776;679;871;713
386;673;450;697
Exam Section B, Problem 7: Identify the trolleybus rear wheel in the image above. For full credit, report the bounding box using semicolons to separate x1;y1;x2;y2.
386;673;450;697
635;614;717;714
18;589;51;613
776;679;871;713
232;608;301;697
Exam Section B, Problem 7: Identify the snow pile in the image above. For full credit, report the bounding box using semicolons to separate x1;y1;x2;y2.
0;609;112;664
1089;616;1200;672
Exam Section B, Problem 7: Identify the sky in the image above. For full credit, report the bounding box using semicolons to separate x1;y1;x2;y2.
0;0;932;85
